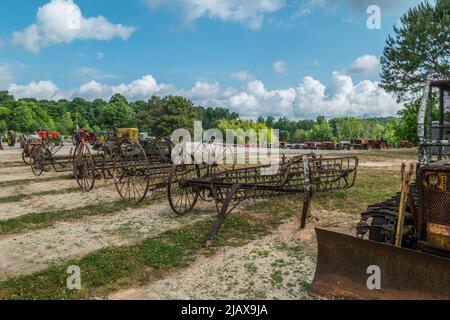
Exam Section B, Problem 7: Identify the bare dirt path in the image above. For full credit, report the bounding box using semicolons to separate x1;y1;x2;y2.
358;157;414;171
109;210;358;300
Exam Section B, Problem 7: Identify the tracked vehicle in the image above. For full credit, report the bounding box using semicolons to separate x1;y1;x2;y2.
312;80;450;300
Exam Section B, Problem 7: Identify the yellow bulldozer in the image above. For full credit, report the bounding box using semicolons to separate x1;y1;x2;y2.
312;80;450;300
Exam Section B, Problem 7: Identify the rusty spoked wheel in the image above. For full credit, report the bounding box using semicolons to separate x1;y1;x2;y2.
168;162;201;215
195;141;234;175
74;143;96;192
113;141;149;204
22;144;37;165
31;146;47;176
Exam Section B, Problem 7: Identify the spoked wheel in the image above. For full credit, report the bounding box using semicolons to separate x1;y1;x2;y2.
113;141;149;204
74;143;96;192
168;163;201;215
195;140;234;175
22;144;36;165
31;146;46;176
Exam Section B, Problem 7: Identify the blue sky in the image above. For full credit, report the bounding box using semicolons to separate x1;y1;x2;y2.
0;0;424;119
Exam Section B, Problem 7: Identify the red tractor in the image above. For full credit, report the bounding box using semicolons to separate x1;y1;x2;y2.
72;129;97;146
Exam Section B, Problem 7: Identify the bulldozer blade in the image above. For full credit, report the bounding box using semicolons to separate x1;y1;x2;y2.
311;228;450;300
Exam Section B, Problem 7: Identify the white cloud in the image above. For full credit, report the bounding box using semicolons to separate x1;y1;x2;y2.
8;81;66;100
273;60;286;74
312;59;320;66
5;72;400;119
74;67;117;80
230;70;254;82
0;62;28;90
348;54;380;73
12;0;135;52
77;80;110;100
293;72;399;118
145;0;285;30
76;75;174;101
0;64;16;89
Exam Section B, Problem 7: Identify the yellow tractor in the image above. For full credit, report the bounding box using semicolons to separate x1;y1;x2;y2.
312;80;450;300
7;130;16;147
119;128;139;142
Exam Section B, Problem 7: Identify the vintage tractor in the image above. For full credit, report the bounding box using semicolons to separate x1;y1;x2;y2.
311;80;450;300
119;128;139;142
7;130;16;147
72;129;97;146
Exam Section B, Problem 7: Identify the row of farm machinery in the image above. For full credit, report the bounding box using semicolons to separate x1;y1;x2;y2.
283;139;389;151
4;80;450;300
18;127;359;245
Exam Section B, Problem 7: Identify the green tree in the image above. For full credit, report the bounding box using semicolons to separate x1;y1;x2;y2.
9;101;35;132
306;120;336;142
56;112;74;135
330;117;365;140
100;94;136;130
292;129;305;143
380;0;450;101
265;116;275;128
138;96;201;137
217;119;274;143
394;99;439;144
200;107;239;129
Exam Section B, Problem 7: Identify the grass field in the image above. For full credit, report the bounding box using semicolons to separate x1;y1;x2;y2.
0;146;415;300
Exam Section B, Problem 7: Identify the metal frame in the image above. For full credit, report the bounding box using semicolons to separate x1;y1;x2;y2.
167;154;359;245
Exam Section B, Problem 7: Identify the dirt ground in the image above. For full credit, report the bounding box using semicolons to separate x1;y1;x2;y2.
0;146;413;299
110;210;357;300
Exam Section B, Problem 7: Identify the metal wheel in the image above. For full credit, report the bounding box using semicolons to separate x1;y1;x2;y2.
167;162;200;215
31;146;46;176
74;143;96;192
7;130;16;147
195;140;234;175
113;141;150;204
22;144;36;165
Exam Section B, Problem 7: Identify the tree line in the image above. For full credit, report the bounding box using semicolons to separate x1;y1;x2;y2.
0;89;413;147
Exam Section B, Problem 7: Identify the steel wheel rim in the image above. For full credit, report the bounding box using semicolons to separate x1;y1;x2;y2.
114;141;149;204
168;163;200;215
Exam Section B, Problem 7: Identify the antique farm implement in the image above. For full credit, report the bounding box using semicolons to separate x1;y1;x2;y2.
92;139;231;205
26;132;176;203
311;80;450;300
167;154;359;246
21;130;63;165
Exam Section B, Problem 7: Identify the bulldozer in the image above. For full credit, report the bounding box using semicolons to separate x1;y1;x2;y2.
311;80;450;300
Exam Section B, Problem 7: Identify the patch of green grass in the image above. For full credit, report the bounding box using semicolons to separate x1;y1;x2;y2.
301;281;312;292
0;196;295;300
0;188;80;204
0;198;155;236
0;175;73;188
313;170;401;213
245;262;258;275
0;161;26;168
270;270;284;288
0;165;402;300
